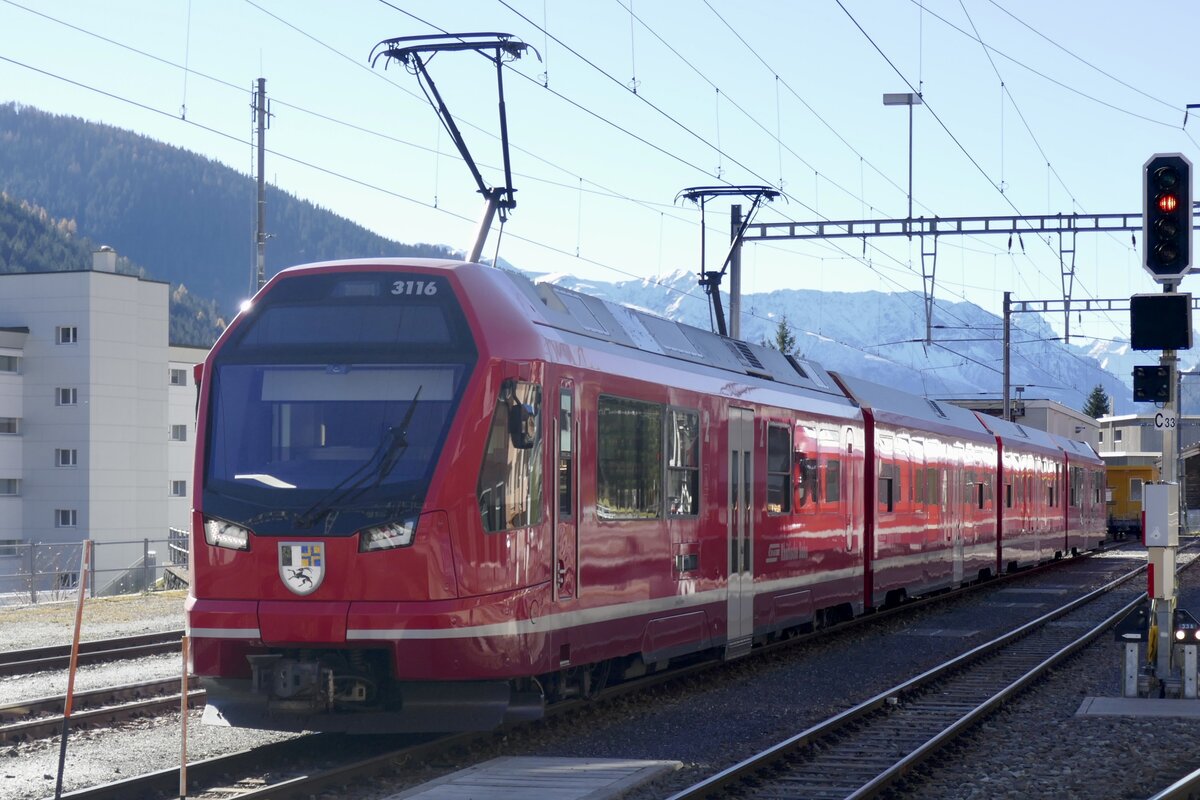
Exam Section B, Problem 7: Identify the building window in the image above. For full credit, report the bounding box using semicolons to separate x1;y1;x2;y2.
169;424;188;442
169;368;188;386
0;355;20;373
56;387;78;406
170;480;187;497
1098;431;1104;443
55;448;78;467
1115;429;1123;443
56;326;78;345
55;509;78;528
0;479;19;495
0;539;19;557
0;417;18;435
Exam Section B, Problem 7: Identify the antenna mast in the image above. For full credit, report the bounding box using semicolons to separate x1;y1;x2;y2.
371;33;539;263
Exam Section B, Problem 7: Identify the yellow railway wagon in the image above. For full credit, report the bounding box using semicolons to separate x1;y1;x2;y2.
1106;463;1158;538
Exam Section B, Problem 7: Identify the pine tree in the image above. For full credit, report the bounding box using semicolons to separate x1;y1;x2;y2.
767;316;799;356
1082;384;1110;418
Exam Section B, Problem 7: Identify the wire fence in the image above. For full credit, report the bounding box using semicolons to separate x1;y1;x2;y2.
0;529;189;606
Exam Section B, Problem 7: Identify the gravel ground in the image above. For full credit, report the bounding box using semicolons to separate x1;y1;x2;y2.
0;590;294;800
0;590;186;652
1;652;184;705
4;547;1198;800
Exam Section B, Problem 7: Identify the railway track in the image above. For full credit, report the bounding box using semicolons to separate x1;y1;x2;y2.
0;629;183;676
39;543;1144;800
664;553;1194;800
0;677;203;743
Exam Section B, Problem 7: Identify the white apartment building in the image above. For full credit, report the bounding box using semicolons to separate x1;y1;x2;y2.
0;250;209;595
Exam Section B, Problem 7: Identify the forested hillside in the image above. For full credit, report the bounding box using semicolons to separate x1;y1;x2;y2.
0;193;226;346
0;103;453;315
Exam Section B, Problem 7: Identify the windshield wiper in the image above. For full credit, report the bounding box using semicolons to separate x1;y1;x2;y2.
295;386;422;529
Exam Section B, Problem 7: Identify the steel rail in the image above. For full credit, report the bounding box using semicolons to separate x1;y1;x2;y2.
665;552;1194;800
1148;763;1200;800
1;682;203;743
0;629;184;676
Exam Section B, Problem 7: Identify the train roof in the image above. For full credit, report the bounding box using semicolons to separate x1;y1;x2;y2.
497;268;850;402
1048;432;1104;466
972;413;1062;459
832;372;996;445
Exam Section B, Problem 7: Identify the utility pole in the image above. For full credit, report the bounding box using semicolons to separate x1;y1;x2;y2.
252;77;269;294
730;204;742;340
1002;291;1011;421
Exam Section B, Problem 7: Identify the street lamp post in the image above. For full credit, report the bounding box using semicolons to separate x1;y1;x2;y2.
883;92;922;234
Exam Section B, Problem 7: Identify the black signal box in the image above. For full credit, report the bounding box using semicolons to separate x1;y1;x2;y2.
1133;365;1171;402
1130;293;1193;351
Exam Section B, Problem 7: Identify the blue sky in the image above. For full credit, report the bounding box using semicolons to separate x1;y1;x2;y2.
1;0;1197;342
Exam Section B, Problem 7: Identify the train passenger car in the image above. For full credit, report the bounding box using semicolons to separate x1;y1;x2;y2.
1051;434;1107;554
188;258;871;732
186;257;1105;734
833;374;999;603
975;416;1066;569
1106;463;1157;538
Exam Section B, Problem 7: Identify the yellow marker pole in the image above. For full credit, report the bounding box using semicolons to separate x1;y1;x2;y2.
180;634;189;799
54;539;92;800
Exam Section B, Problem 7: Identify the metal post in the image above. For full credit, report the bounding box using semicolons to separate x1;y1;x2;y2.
28;542;36;604
730;204;742;340
906;100;914;230
1154;281;1180;682
254;77;267;294
1003;291;1012;421
1185;643;1198;699
1123;642;1140;698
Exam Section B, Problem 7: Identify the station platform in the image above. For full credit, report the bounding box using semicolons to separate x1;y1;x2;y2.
1077;697;1200;718
380;756;680;800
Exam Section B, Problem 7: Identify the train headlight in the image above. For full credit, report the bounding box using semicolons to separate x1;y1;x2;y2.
359;517;418;552
203;518;251;551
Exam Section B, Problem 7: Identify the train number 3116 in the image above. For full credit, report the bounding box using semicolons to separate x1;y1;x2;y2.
391;280;439;296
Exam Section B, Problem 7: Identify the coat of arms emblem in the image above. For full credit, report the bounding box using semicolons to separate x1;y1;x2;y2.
279;542;325;595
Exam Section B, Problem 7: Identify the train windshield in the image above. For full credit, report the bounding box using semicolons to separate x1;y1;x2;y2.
202;270;476;535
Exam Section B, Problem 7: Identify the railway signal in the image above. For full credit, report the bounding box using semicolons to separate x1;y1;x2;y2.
1142;153;1193;282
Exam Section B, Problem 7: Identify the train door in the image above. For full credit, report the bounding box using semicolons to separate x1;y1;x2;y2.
950;445;965;587
726;407;754;658
843;427;856;552
553;380;577;601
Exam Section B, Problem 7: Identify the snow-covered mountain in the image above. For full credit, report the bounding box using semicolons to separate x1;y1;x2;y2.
536;268;1164;415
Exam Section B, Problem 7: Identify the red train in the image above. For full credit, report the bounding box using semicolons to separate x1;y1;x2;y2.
186;258;1106;733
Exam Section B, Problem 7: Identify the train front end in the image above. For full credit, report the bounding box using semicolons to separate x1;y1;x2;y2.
186;260;539;732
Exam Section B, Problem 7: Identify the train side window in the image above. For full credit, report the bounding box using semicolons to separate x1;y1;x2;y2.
1130;478;1143;503
766;425;791;514
878;464;895;513
667;408;700;516
558;389;573;516
1005;483;1013;508
926;467;939;504
597;395;662;519
477;381;544;533
825;459;841;503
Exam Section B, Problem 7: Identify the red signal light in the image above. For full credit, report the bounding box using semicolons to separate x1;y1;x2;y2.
1158;193;1179;213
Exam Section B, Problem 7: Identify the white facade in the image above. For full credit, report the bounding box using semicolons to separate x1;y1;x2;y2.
0;265;209;594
